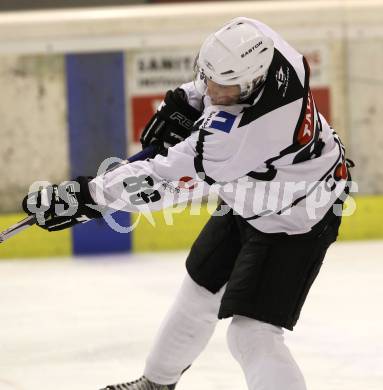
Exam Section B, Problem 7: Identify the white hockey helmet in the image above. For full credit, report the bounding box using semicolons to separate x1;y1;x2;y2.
194;17;274;100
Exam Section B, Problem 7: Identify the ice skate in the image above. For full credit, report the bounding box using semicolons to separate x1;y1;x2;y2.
100;376;176;390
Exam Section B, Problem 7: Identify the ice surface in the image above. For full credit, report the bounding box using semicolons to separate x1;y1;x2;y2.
0;241;382;390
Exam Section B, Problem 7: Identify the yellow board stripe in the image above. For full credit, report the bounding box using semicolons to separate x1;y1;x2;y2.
132;196;383;252
0;214;71;259
132;203;213;252
1;196;382;258
338;195;383;241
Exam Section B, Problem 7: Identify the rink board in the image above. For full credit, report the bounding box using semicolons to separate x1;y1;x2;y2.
1;195;382;258
1;1;383;259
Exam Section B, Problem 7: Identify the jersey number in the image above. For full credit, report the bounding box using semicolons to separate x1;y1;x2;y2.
123;175;161;206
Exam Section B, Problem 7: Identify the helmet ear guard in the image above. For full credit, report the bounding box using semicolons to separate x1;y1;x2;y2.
193;55;208;96
194;17;274;101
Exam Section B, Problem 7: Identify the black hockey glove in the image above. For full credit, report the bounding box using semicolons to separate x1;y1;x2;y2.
140;88;201;152
22;176;103;232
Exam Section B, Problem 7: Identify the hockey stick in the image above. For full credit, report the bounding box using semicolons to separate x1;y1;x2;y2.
0;145;158;244
0;215;37;244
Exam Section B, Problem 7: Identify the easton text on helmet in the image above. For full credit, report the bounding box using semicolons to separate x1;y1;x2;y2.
241;41;263;58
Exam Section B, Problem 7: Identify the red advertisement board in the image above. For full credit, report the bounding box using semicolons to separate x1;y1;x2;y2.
131;87;331;142
312;87;331;124
131;95;165;142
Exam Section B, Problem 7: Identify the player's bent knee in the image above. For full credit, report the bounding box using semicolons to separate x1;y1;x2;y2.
175;273;225;323
227;315;284;362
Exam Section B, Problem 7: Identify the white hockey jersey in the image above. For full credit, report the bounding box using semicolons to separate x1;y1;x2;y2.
89;18;348;235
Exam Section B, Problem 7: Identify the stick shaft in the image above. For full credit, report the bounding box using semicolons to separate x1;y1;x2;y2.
0;215;37;243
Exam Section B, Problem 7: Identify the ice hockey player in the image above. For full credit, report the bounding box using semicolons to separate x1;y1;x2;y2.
23;17;352;390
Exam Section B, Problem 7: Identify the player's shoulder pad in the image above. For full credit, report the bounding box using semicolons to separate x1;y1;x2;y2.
239;49;307;128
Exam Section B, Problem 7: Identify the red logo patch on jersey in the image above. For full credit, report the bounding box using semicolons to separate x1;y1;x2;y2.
296;91;315;145
178;176;198;190
334;161;348;181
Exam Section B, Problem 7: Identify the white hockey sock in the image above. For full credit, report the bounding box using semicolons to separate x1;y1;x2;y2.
144;274;225;385
227;315;307;390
